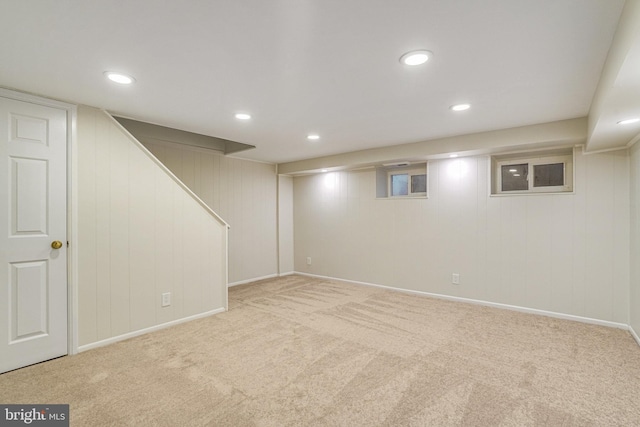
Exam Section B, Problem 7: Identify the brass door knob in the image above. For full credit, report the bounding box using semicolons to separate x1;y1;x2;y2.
51;240;63;249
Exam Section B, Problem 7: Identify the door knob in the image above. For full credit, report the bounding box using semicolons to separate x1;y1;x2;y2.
51;241;63;249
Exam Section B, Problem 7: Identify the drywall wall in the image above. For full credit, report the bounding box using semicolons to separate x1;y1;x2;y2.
77;106;228;347
278;175;294;275
631;142;640;335
279;118;586;175
293;148;630;323
141;139;278;284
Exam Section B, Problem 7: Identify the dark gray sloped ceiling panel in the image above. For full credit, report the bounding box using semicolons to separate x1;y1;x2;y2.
114;116;255;155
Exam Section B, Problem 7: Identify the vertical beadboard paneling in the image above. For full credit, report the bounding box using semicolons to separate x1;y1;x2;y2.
458;158;480;298
293;148;630;323
231;158;243;280
571;148;588;316
108;125;131;337
154;171;174;325
502;197;528;307
94;109;112;341
240;161;253;278
630;143;640;333
475;157;489;302
218;153;228;218
200;153;215;210
76;106;228;348
436;160;458;296
128;145;156;331
164;145;183;178
612;150;630;324
549;195;574;314
525;196;553;310
485;166;503;304
77;107;97;345
171;182;186;320
278;175;294;274
584;153;615;321
142;141;278;284
180;148;196;190
182;190;204;316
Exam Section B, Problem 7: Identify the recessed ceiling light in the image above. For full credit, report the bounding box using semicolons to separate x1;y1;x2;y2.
235;113;251;120
450;104;471;112
617;118;640;125
449;154;458;158
509;169;517;172
307;134;320;140
399;50;433;66
104;71;135;85
513;174;521;177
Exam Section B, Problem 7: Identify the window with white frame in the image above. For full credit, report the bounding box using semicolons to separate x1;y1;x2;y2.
375;163;427;198
492;149;573;195
389;170;427;197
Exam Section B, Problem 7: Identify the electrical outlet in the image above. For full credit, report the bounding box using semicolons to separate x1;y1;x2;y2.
162;292;171;307
306;257;312;265
452;273;460;285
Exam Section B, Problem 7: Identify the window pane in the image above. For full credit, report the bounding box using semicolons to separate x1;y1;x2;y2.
501;164;528;191
411;174;426;193
391;174;408;196
534;163;564;187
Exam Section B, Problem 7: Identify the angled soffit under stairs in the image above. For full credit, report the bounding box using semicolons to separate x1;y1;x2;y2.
114;116;255;156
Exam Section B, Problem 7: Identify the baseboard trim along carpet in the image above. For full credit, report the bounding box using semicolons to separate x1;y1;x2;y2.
228;274;279;287
279;271;295;277
77;307;227;353
295;272;630;332
228;272;295;287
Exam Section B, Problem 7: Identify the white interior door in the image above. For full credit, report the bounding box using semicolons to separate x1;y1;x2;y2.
0;95;68;374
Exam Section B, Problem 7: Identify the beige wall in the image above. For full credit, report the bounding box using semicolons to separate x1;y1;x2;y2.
293;148;630;324
77;106;228;348
141;140;278;284
631;142;640;334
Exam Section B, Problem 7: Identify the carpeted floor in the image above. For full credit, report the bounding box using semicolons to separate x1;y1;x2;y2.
1;275;639;426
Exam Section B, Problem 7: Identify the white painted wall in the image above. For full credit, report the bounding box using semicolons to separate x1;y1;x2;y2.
142;140;278;284
631;142;640;335
278;175;294;275
293;148;630;323
77;106;228;347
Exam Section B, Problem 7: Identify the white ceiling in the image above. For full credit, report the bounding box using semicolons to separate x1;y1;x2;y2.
0;0;625;164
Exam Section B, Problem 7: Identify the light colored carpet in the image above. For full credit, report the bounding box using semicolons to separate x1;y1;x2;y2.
1;275;639;426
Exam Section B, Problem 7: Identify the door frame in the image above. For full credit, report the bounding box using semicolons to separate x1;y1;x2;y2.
0;87;78;356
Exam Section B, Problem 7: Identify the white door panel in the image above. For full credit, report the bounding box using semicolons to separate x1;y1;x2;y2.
11;260;48;340
12;157;48;234
0;96;67;373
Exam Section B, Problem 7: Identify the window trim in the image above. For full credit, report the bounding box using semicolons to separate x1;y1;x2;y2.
375;163;428;199
387;168;427;198
492;149;574;196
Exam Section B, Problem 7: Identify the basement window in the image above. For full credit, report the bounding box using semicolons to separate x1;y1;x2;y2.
491;149;573;195
376;163;427;198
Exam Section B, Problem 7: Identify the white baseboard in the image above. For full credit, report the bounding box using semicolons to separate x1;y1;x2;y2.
228;272;295;287
295;272;630;331
77;307;226;353
630;325;640;347
279;271;295;277
228;273;279;287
